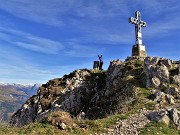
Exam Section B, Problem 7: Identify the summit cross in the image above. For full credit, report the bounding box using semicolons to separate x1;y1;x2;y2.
129;11;147;45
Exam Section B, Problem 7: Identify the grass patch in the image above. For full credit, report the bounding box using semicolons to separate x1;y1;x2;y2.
0;123;63;135
137;88;152;98
139;122;180;135
0;114;127;135
73;113;128;134
90;69;106;74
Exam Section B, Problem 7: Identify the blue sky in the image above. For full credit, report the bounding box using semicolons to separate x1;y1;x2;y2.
0;0;179;84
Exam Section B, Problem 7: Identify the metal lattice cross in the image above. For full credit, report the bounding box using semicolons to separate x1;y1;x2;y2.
129;11;147;45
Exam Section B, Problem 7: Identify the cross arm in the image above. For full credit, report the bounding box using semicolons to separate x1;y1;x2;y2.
140;21;147;27
129;17;137;24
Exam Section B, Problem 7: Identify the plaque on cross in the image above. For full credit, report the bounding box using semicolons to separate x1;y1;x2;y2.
129;11;147;45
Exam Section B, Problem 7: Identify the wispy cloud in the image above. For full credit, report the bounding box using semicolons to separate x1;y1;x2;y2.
0;48;45;83
0;27;64;54
0;48;80;84
0;63;60;84
137;0;180;16
0;0;178;42
88;32;133;45
64;41;102;57
144;16;180;39
0;1;63;27
15;36;63;54
0;0;130;27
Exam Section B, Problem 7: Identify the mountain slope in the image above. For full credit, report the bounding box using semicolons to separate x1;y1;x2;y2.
9;57;180;134
0;84;40;122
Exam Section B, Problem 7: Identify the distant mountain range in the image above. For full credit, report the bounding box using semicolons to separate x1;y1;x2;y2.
0;83;41;122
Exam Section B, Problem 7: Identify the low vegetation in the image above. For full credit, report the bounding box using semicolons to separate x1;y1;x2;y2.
139;122;180;135
47;111;73;127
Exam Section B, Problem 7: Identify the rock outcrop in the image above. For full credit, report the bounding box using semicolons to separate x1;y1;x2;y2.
144;57;170;88
144;57;179;105
9;57;180;128
148;108;180;130
9;59;141;127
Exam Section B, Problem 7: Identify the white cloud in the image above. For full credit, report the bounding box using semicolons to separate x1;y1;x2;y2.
64;42;101;57
15;36;63;54
0;58;89;84
0;41;93;84
69;24;134;45
144;16;180;39
0;27;64;54
0;0;64;27
0;0;179;28
89;33;133;45
0;0;130;27
137;0;180;16
0;48;75;84
0;63;55;84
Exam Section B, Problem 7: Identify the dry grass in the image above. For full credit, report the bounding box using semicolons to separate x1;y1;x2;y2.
47;111;73;127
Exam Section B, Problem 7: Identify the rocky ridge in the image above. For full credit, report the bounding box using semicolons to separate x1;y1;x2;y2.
9;57;180;133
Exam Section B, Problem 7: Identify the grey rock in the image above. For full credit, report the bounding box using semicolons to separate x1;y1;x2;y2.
164;87;179;96
148;111;170;125
160;115;170;125
77;112;85;120
159;59;172;69
148;112;162;121
153;91;175;104
153;91;166;103
151;77;160;88
173;75;180;86
169;108;180;127
144;57;171;88
166;94;175;104
58;122;67;130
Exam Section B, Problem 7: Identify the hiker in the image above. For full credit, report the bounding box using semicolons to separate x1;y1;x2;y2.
98;55;103;70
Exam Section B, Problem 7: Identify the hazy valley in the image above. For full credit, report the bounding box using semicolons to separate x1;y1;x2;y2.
0;83;40;122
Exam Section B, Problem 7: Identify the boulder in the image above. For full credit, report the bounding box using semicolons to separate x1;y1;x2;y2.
148;111;170;125
166;94;175;104
144;57;170;88
149;108;180;129
153;91;175;104
164;87;179;97
77;112;85;120
144;57;159;66
157;64;169;83
160;115;170;125
158;59;172;69
169;108;180;128
151;77;160;88
58;122;67;130
153;91;166;103
173;75;180;86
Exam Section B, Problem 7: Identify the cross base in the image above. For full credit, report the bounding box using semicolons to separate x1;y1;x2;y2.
132;44;147;57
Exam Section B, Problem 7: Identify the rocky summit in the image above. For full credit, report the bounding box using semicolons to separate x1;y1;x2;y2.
9;57;180;133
